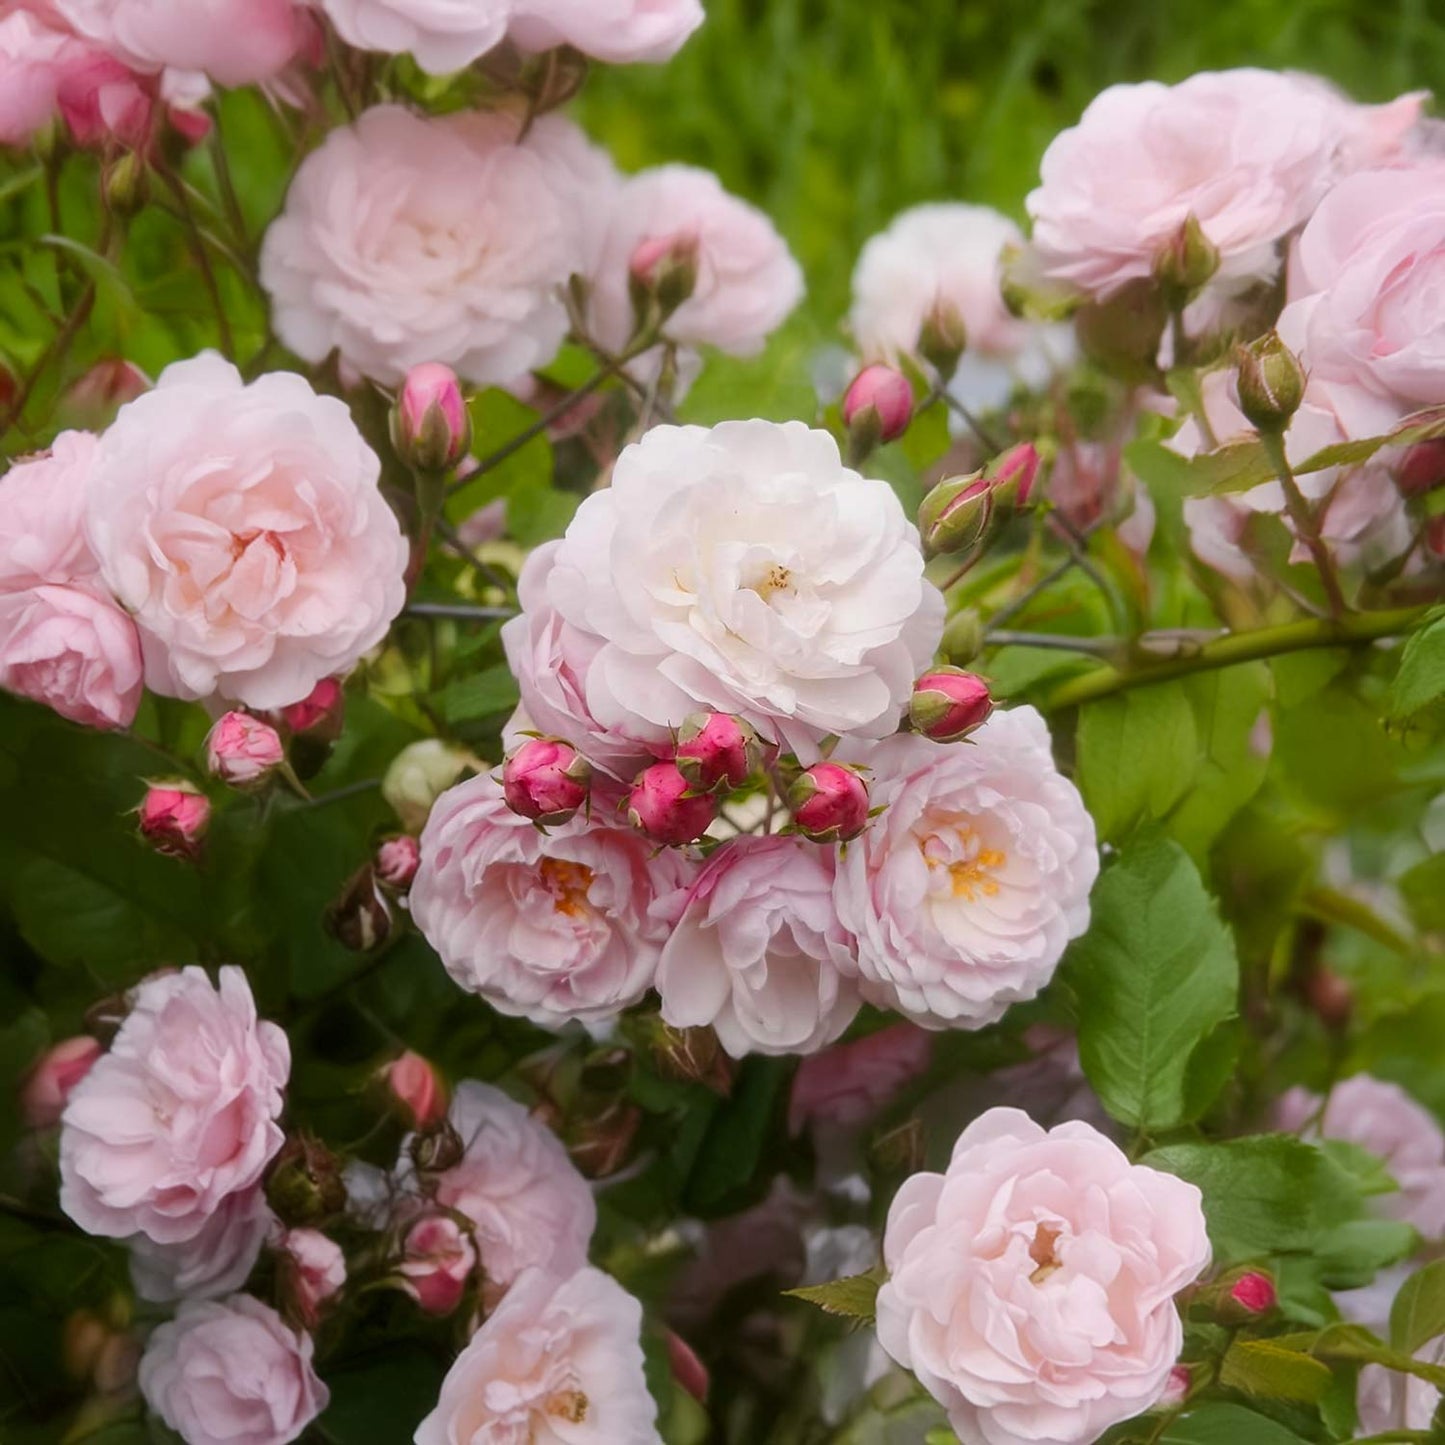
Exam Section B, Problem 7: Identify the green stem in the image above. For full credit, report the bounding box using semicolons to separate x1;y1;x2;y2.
404;602;517;622
986;629;1117;656
1044;606;1427;710
1261;429;1349;618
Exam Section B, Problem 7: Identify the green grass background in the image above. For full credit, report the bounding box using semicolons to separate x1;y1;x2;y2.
579;0;1444;327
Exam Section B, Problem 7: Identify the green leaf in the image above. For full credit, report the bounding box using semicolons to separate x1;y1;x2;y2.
1288;1322;1445;1388
1387;615;1445;740
784;1270;882;1323
1292;402;1445;475
1218;1338;1333;1403
1401;854;1445;934
1076;683;1198;842
1124;437;1273;499
1159;1402;1310;1445
320;1347;446;1444
1313;1218;1417;1290
434;665;520;726
1391;1259;1445;1354
683;1056;788;1215
1064;836;1239;1130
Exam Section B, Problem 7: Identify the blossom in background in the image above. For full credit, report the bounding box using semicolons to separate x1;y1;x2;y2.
82;353;408;710
412;772;687;1027
415;1267;662;1445
59;966;289;1245
787;1023;932;1135
508;0;703;64
275;1228;346;1329
261;106;617;388
316;0;512;75
656;835;860;1058
876;1108;1210;1445
834;708;1098;1030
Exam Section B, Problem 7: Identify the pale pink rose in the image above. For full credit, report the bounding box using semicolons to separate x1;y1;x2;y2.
276;1228;346;1328
20;1036;103;1129
83;353;408;710
401;1080;595;1300
834;708;1098;1030
0;431;100;589
543;421;945;759
398;1213;476;1315
316;0;510;75
138;1294;328;1445
0;10;70;147
1277;1074;1445;1238
1278;165;1445;439
1026;70;1424;305
508;0;702;64
129;1188;273;1303
205;711;286;786
656;835;860;1059
1357;1336;1445;1438
412;772;686;1028
877;1108;1210;1445
787;1023;932;1135
261;106;617;388
54;0;309;87
59;966;290;1245
415;1267;661;1445
588;164;803;369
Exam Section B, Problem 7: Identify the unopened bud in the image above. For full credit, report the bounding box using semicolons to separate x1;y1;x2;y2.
567;1099;642;1179
646;1020;733;1096
62;358;148;428
1395;439;1445;498
383;1050;447;1130
102;151;145;215
375;834;421;891
842;364;914;454
988;441;1041;511
136;781;210;861
502;737;591;826
1075;278;1169;382
1235;332;1305;433
1305;966;1353;1030
788;762;870;844
266;1134;346;1227
666;1331;710;1404
275;1228;346;1331
399;1214;476;1316
392;364;470;473
940;608;985;665
918;471;993;557
22;1036;103;1130
280;677;346;741
205;711;285;788
408;1117;466;1177
325;866;393;952
627;761;717;846
629;231;700;326
909;668;993;743
918;300;967;379
1223;1269;1277;1318
383;739;474;831
675;712;763;794
1153;213;1219;295
1159;1364;1192;1408
868;1115;926;1176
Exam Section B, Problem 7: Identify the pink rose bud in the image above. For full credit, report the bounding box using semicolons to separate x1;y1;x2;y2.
627;761;717;847
629;231;701;320
399;1214;477;1316
788;762;870;844
21;1036;103;1129
384;1050;447;1129
910;668;994;743
391;363;471;472
277;1228;346;1331
280;677;346;740
918;471;992;557
842;364;914;446
918;299;968;378
1159;1364;1191;1408
1396;438;1445;498
205;711;285;788
989;441;1041;510
502;737;592;827
666;1330;710;1404
137;782;210;861
63;358;148;427
375;834;421;891
1235;332;1304;433
1227;1271;1277;1315
674;712;763;794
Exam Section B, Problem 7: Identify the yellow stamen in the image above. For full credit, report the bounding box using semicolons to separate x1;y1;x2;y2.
539;858;594;917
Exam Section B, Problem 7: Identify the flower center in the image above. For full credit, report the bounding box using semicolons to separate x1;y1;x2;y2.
922;826;1007;900
1028;1221;1064;1284
746;562;795;603
538;858;595;917
545;1389;589;1423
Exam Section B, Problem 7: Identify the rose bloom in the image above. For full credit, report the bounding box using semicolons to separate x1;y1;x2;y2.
1277;164;1445;439
138;1294;329;1445
787;1022;932;1135
834;708;1098;1030
412;772;686;1028
59;966;290;1245
400;1081;596;1299
261;105;616;388
1025;70;1423;304
83;353;408;710
656;835;860;1059
415;1267;661;1445
1357;1336;1445;1438
543;421;944;758
508;0;703;64
587;164;803;367
276;1227;347;1328
129;1188;273;1303
0;431;143;730
53;0;309;86
316;0;510;75
877;1108;1210;1445
1277;1074;1445;1238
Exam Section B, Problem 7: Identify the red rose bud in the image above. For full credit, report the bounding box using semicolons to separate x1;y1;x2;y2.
21;1036;103;1129
1152;213;1219;294
627;761;717;846
918;299;967;378
1227;1271;1277;1316
1235;332;1304;433
391;363;471;472
788;762;870;844
383;1050;447;1130
280;677;346;741
205;711;285;788
910;668;993;743
918;471;992;557
675;712;763;794
842;364;914;451
629;231;701;322
988;441;1041;510
1396;438;1445;498
399;1214;476;1316
502;737;592;826
137;782;210;860
375;834;421;891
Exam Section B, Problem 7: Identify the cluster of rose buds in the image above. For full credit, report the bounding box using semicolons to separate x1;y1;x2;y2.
919;441;1041;556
